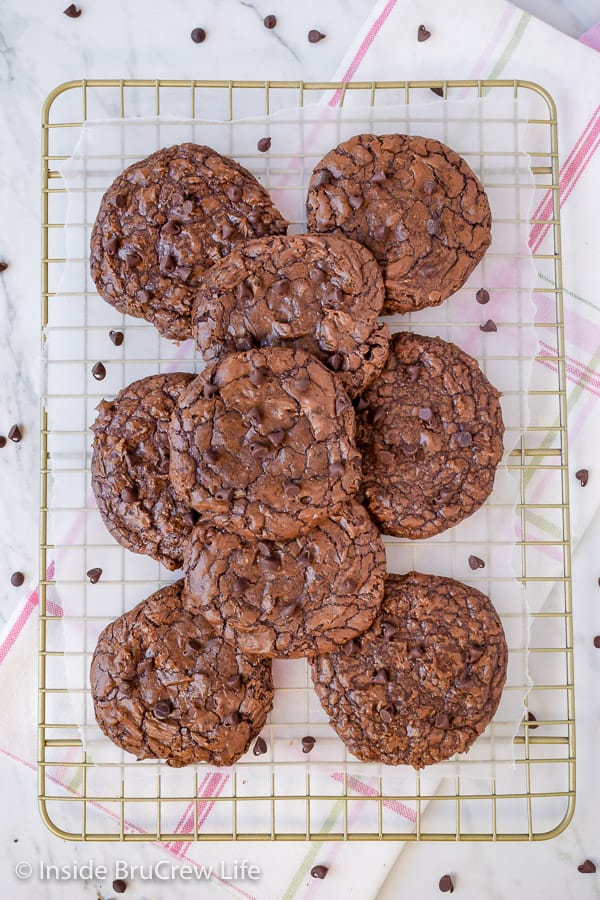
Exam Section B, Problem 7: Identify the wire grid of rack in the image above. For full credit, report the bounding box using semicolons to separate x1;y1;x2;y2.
39;79;573;842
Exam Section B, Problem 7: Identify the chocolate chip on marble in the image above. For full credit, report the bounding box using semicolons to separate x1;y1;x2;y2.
63;4;81;17
525;711;539;729
253;736;268;756
263;14;277;29
0;436;6;448
257;137;272;153
8;425;22;443
439;874;454;893
226;675;242;691
109;329;124;347
418;25;432;42
578;860;597;874
0;262;8;272
191;27;207;43
10;572;25;587
480;319;498;333
430;86;444;97
593;635;600;649
301;735;316;753
575;468;589;487
91;362;106;381
153;700;172;720
468;555;485;570
476;288;490;305
311;866;329;880
308;29;326;43
456;430;473;447
86;567;102;584
112;879;128;894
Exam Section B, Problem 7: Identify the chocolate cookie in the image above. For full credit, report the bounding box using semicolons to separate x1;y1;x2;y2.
90;581;274;767
91;373;195;570
357;332;504;538
183;500;386;658
192;233;389;398
168;347;362;540
306;134;491;315
311;572;508;768
90;143;288;340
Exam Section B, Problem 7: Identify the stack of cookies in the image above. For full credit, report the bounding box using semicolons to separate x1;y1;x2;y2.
89;136;508;770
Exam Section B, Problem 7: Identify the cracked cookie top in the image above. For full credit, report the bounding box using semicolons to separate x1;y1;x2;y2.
311;572;508;768
90;143;288;340
90;581;274;767
183;500;386;658
192;233;389;398
356;331;504;539
91;373;196;571
306;133;491;315
168;347;362;540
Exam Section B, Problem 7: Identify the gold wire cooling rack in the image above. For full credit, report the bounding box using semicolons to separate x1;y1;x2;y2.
39;79;573;842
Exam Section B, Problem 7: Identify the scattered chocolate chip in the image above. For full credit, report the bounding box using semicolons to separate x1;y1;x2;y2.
467;646;483;663
124;251;142;269
227;185;243;202
373;668;389;684
311;866;329;880
373;224;389;242
268;429;286;447
120;486;137;502
301;735;316;753
308;29;326;43
224;711;240;726
525;711;538;729
341;639;357;656
418;25;431;42
456;430;473;447
257;136;272;153
163;253;177;272
280;601;298;618
426;218;441;236
86;567;102;584
163;219;181;236
371;170;386;184
418;407;432;421
249;440;270;460
435;712;450;729
263;14;277;29
8;425;22;443
109;329;124;347
340;577;356;593
191;27;206;43
0;262;8;272
354;396;369;413
10;572;25;587
105;235;119;255
113;193;127;209
327;353;343;372
480;319;498;333
203;382;218;399
220;223;235;240
204;448;219;465
439;874;454;893
468;555;485;570
63;4;81;17
294;374;310;392
313;170;331;188
329;462;345;477
226;675;242;691
407;646;422;660
153;700;172;720
0;437;6;448
91;362;106;381
593;635;600;649
215;488;233;503
476;288;490;304
575;468;589;487
249;365;269;386
430;86;444;97
284;480;300;497
578;860;596;874
423;178;437;196
382;622;398;639
253;736;268;756
349;194;363;210
379;705;394;723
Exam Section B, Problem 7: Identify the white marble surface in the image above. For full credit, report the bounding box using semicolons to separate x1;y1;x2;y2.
1;0;600;898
